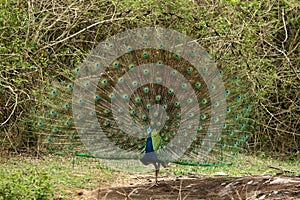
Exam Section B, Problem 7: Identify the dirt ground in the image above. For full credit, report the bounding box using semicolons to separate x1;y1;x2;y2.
73;175;300;200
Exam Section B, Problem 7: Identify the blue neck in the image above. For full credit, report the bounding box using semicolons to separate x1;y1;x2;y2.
145;135;154;153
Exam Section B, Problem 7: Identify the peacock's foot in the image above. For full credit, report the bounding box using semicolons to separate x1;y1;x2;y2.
162;162;169;168
146;182;159;190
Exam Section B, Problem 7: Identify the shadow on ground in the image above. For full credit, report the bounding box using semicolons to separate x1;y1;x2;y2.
73;175;300;200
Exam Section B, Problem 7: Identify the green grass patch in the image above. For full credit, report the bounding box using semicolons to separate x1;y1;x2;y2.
0;155;119;199
0;154;299;199
162;154;300;176
0;167;54;200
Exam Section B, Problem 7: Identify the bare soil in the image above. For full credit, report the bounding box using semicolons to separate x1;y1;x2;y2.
73;175;300;200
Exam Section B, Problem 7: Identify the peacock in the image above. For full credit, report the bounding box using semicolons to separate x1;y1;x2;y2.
28;28;253;184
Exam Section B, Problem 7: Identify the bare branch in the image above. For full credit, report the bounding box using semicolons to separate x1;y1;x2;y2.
0;85;18;127
41;17;124;50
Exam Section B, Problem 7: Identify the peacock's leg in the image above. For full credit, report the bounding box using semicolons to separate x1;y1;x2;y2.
155;162;160;185
146;162;160;189
155;169;158;184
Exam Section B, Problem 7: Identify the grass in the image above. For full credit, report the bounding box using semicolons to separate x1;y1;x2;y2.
0;154;118;199
0;153;299;199
164;154;300;177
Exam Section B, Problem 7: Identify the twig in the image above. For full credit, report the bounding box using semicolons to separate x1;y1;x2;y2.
102;189;113;200
268;165;296;173
182;192;191;200
249;118;299;135
260;102;293;130
281;8;288;44
0;85;18;127
178;179;183;200
127;187;141;199
263;38;300;81
41;17;124;50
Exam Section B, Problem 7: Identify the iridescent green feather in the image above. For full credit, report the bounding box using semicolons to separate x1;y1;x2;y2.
26;46;253;169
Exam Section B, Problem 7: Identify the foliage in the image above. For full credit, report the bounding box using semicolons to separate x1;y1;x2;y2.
0;155;118;199
0;0;299;156
0;167;54;200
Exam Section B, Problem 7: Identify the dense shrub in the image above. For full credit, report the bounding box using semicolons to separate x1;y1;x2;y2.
0;0;299;156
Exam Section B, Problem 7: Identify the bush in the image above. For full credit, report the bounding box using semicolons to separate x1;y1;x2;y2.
0;167;54;200
0;0;299;157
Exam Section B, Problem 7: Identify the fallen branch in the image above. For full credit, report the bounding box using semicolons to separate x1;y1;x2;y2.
268;165;296;173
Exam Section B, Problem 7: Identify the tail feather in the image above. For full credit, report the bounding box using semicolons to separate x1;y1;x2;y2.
25;28;254;172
